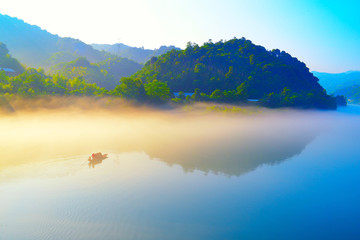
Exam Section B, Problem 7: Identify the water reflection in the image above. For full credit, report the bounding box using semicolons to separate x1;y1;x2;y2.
88;158;104;168
147;130;317;176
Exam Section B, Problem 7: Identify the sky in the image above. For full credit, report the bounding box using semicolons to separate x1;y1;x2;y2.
1;0;360;72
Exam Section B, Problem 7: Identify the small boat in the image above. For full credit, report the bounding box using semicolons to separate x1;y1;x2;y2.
88;152;108;161
88;152;108;168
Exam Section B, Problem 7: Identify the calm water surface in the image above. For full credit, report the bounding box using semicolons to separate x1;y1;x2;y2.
0;106;360;240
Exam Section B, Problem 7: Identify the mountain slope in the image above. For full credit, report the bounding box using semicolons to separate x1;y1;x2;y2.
0;42;25;73
0;14;109;68
92;43;180;63
313;71;360;94
49;57;142;89
49;57;115;89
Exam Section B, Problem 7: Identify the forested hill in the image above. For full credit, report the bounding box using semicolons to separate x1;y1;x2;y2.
91;43;180;64
0;14;109;68
133;38;338;109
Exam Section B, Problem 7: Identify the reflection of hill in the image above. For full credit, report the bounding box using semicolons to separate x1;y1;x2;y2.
144;128;318;177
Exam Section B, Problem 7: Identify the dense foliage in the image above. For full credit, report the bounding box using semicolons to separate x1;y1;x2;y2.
259;87;338;109
0;68;171;104
0;68;106;96
110;78;172;103
133;38;338;109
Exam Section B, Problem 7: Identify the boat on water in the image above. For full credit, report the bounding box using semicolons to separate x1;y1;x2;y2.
88;153;108;168
88;152;108;161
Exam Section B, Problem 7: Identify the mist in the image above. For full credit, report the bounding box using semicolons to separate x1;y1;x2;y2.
1;97;348;179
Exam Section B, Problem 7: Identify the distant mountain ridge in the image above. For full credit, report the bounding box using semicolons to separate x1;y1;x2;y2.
313;71;360;94
0;14;146;87
0;14;111;69
92;43;180;63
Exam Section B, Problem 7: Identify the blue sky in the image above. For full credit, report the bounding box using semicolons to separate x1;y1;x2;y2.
1;0;359;72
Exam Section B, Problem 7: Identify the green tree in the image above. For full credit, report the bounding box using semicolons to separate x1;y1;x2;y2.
210;89;224;100
194;63;206;74
144;79;171;103
191;88;201;101
178;91;185;100
112;77;145;101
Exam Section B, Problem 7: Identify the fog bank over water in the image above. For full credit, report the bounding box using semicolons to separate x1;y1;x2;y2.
0;98;352;180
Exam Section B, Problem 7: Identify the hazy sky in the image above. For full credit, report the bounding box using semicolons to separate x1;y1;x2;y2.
1;0;360;72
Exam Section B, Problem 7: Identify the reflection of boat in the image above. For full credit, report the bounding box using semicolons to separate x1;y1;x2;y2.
88;152;108;168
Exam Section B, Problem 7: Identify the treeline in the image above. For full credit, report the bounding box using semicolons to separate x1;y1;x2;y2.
0;68;106;96
0;67;346;109
170;87;338;109
0;68;172;104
